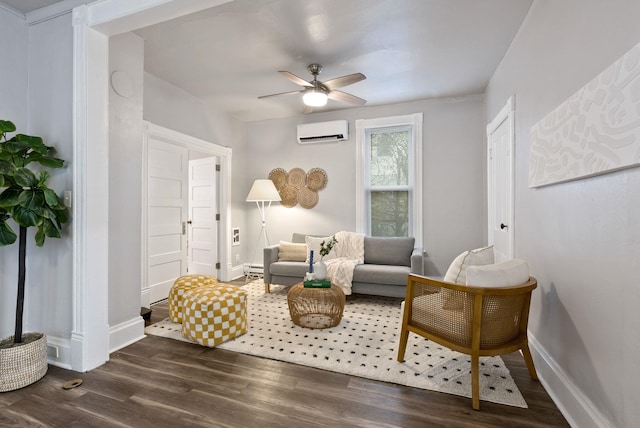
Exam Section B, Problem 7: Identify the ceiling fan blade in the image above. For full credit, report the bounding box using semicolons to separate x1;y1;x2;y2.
258;90;303;99
303;105;314;114
328;90;367;106
322;73;366;90
279;71;313;87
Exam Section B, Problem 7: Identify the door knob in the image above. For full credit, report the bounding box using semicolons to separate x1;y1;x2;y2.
500;223;508;230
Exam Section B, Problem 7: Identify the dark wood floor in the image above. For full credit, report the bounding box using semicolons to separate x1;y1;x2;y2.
1;278;569;428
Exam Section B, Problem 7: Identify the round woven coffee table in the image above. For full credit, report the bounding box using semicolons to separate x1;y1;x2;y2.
287;282;345;329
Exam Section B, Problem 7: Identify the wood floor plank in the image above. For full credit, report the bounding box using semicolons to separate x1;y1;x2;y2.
2;279;569;427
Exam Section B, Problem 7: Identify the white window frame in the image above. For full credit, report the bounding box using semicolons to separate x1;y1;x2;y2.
355;113;423;247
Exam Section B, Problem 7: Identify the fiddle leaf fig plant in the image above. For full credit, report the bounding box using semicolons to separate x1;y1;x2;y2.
0;120;68;346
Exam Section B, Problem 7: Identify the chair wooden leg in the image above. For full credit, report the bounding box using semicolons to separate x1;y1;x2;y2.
264;283;270;293
397;326;410;362
471;353;480;410
521;342;538;381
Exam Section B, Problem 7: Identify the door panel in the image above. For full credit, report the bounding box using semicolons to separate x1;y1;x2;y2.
487;98;515;263
147;138;188;303
188;157;218;275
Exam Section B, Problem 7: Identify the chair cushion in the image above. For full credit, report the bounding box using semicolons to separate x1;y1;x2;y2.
442;246;494;309
278;241;307;261
466;259;529;287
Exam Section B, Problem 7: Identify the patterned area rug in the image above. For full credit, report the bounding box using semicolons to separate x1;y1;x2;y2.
145;280;527;408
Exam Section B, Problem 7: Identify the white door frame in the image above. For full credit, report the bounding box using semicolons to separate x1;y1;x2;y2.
486;96;515;260
141;121;232;308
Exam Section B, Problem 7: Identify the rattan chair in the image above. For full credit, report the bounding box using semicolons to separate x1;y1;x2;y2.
397;267;538;410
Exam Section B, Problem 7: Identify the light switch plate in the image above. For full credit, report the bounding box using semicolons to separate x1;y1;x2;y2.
64;190;72;208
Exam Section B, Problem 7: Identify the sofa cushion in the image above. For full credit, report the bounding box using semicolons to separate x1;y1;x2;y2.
270;261;309;278
353;264;411;286
278;241;307;262
364;237;414;266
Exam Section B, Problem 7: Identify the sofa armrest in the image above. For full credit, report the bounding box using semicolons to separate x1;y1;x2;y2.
410;247;424;275
263;244;280;284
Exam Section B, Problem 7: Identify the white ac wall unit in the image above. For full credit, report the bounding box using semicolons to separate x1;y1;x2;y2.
296;120;348;144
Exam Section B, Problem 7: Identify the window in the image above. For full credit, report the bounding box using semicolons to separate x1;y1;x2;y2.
356;114;422;246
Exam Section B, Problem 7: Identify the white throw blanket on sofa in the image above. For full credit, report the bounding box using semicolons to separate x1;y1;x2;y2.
324;231;365;295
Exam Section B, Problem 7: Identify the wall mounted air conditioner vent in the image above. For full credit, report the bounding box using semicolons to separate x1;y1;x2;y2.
297;120;348;144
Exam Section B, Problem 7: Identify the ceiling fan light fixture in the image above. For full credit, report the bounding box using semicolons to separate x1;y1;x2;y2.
303;89;328;107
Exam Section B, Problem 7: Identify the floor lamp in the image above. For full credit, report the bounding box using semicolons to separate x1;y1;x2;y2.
246;179;281;281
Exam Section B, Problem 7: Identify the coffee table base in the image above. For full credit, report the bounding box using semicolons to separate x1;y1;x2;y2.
287;282;345;329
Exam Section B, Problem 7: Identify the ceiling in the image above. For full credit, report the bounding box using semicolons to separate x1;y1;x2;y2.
2;0;533;123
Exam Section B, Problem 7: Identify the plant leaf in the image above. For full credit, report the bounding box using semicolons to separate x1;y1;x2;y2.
3;140;29;155
18;189;45;212
14;167;37;187
0;160;14;175
0;120;16;134
0;220;17;246
43;188;59;207
34;226;45;247
11;205;39;227
37;156;64;169
0;187;21;208
53;205;68;225
42;218;61;239
15;134;47;155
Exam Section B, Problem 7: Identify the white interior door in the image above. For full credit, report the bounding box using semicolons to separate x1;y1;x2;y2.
147;138;189;303
487;97;515;263
188;157;218;275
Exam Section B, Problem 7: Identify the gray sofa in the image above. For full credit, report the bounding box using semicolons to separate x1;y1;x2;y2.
263;233;423;298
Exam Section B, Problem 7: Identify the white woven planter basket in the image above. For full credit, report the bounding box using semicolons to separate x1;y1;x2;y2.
0;333;48;392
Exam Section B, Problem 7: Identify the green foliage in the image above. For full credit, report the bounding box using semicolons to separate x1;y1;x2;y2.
319;236;338;258
0;120;68;247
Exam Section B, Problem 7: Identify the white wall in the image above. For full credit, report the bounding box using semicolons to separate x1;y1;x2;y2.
0;9;75;358
108;32;145;344
485;1;640;426
244;95;486;275
0;8;29;339
26;12;75;342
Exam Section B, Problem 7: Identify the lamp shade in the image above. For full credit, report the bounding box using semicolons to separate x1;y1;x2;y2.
246;179;282;202
303;89;328;107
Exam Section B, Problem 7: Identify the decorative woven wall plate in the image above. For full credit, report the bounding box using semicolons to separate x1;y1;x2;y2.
306;168;327;191
288;167;307;189
279;184;298;208
268;168;288;190
298;187;319;209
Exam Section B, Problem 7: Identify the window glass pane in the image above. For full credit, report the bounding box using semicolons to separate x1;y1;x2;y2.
370;191;408;237
369;129;409;186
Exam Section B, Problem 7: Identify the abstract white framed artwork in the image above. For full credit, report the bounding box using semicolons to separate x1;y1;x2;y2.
232;227;240;246
529;41;640;187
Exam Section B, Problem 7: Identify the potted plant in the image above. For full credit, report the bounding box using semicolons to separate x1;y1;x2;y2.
0;120;68;392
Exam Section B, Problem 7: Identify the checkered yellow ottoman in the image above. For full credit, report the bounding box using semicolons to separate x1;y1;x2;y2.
168;274;218;323
181;285;248;347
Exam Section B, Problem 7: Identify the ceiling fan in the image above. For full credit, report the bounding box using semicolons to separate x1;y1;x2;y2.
258;63;366;112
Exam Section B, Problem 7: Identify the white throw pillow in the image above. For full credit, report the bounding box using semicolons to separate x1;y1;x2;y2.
278;241;307;262
305;235;337;262
442;246;494;309
444;246;495;285
466;259;529;287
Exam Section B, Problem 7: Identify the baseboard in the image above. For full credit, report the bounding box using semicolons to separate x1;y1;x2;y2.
109;316;145;354
46;335;72;370
529;334;614;428
140;287;151;308
230;264;245;280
